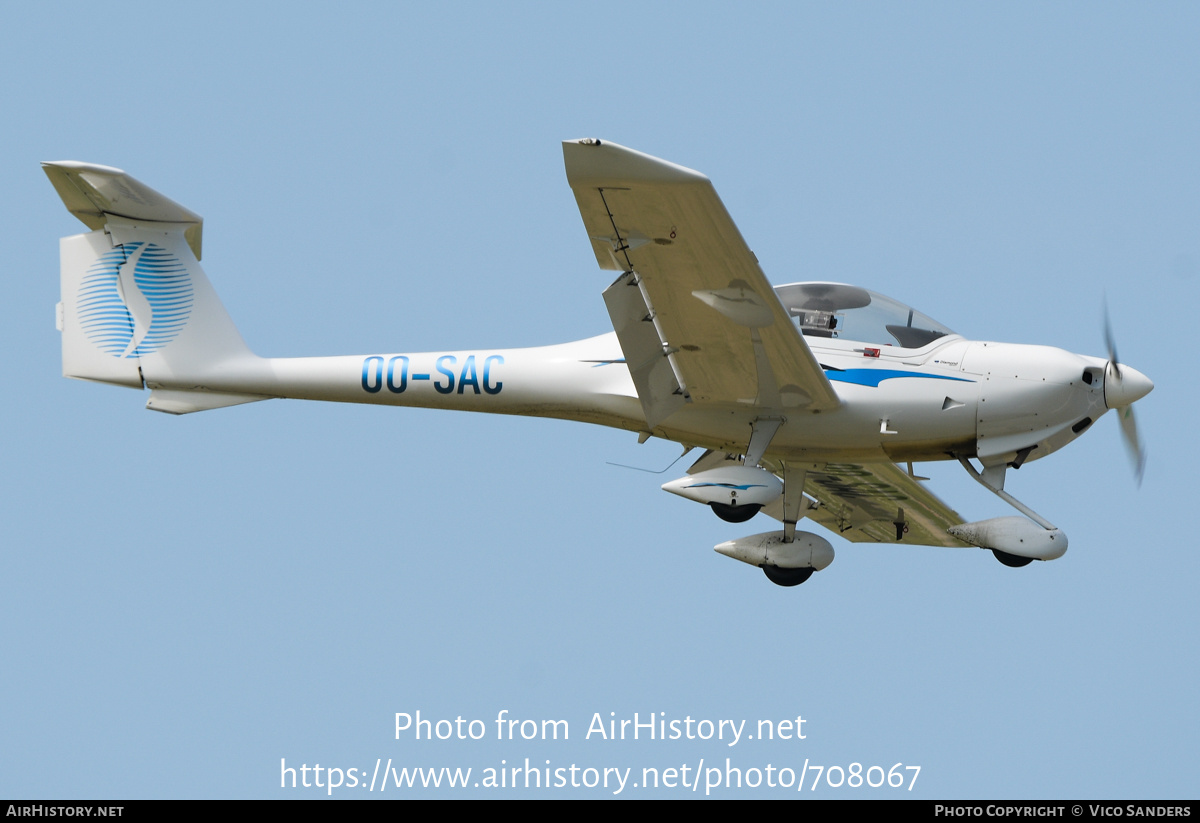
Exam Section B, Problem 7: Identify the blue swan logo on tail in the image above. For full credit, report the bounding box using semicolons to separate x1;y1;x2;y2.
76;241;193;358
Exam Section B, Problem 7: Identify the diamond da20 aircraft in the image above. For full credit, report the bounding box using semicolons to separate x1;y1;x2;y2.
44;139;1153;587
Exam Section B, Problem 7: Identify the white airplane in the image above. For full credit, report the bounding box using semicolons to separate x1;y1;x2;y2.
44;140;1153;587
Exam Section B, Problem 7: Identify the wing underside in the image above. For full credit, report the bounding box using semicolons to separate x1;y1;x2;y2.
688;450;969;547
788;461;970;547
564;139;839;429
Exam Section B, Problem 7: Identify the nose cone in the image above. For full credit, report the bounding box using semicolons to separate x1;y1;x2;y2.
1104;362;1154;409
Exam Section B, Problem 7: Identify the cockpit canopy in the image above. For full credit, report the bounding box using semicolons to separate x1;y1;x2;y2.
774;282;956;349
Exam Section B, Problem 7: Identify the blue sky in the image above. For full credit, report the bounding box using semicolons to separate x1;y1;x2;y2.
2;2;1195;798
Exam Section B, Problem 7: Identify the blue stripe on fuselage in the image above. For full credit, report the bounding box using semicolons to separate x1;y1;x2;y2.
823;368;973;387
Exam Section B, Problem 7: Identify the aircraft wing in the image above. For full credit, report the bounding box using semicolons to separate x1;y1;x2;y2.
780;461;970;547
681;450;970;547
564;139;839;428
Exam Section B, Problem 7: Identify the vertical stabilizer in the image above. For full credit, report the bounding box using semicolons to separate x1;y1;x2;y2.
46;162;258;393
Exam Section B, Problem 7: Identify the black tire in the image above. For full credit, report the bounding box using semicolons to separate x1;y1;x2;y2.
709;501;761;523
762;565;814;587
992;549;1034;568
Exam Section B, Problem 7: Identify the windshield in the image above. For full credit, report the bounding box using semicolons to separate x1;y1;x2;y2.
773;282;955;349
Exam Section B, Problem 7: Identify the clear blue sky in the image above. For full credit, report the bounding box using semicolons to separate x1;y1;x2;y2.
2;2;1195;798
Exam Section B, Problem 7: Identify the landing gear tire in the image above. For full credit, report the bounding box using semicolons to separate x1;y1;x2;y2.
992;549;1034;568
762;565;814;587
710;501;762;523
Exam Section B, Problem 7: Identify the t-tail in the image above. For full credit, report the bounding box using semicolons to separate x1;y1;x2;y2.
45;161;268;414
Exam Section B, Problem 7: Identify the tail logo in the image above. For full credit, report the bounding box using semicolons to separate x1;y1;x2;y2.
76;241;194;358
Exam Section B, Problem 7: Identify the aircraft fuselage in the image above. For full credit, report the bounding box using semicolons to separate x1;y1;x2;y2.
156;330;1111;468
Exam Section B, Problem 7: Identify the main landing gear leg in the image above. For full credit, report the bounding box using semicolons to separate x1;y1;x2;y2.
710;416;783;524
781;463;807;544
744;417;783;470
758;462;814;586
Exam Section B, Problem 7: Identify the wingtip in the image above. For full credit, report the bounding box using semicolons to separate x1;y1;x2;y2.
41;160;126;175
562;139;709;186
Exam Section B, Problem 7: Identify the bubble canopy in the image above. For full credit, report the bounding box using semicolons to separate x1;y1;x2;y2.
773;282;957;349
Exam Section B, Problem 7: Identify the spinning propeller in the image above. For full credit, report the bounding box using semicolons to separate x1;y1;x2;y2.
1103;304;1153;485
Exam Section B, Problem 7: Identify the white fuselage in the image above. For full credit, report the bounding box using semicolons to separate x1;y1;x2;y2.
145;330;1108;468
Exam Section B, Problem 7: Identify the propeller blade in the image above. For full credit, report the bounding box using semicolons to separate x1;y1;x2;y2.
1118;405;1146;487
1103;298;1121;377
1102;301;1151;485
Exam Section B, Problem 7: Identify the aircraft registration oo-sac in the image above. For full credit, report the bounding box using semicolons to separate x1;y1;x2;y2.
44;139;1153;588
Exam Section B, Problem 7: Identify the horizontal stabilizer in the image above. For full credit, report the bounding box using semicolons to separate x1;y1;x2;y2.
42;161;204;260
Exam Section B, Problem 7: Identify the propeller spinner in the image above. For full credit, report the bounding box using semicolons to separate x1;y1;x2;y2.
1103;306;1153;485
